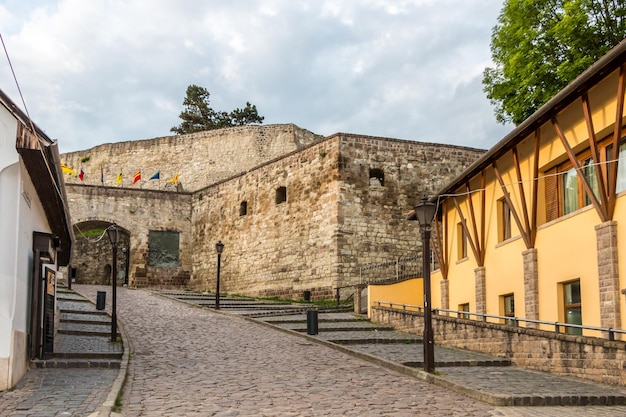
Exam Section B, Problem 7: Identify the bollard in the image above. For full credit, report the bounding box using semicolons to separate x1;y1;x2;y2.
96;291;106;310
306;309;318;335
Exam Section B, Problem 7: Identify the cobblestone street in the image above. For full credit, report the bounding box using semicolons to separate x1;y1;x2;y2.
87;286;495;416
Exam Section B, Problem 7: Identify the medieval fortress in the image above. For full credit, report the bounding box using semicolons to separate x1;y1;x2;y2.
62;124;484;300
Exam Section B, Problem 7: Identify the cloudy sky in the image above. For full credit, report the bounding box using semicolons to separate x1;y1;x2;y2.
0;0;512;154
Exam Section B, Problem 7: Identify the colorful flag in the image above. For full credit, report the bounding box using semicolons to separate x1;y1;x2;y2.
133;171;141;184
115;170;123;185
79;168;85;181
166;173;179;185
61;163;78;175
149;172;160;180
100;167;104;184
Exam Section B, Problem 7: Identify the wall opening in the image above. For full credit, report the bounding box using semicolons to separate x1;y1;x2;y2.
275;186;287;204
240;201;248;216
369;168;384;186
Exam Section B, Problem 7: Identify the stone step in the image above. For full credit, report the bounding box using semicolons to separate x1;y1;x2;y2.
60;309;109;316
263;317;369;324
291;326;395;333
330;338;422;345
31;358;121;369
402;359;511;368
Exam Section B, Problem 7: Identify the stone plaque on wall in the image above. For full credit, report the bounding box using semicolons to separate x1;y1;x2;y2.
148;231;180;267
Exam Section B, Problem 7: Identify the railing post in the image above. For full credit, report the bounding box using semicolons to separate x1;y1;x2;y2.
609;328;615;341
554;322;560;333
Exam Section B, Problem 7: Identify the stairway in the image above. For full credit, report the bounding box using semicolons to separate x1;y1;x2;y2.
32;285;123;369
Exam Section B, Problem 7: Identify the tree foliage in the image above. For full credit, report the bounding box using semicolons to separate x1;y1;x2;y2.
171;84;264;134
483;0;626;125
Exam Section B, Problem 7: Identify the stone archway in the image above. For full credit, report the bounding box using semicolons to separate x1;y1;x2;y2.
72;220;130;285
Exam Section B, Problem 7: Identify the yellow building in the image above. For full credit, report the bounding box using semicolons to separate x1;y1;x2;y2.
429;40;626;337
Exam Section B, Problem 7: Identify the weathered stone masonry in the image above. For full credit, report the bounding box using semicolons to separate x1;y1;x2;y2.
68;185;193;287
64;125;485;299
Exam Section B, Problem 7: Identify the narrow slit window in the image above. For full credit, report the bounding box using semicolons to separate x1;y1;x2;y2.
275;186;287;204
369;168;384;187
240;201;248;216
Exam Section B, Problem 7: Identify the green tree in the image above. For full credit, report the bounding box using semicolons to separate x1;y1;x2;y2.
483;0;626;125
171;85;264;134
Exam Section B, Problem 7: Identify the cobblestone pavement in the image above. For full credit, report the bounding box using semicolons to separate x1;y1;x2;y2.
73;286;626;417
0;368;118;416
77;286;497;416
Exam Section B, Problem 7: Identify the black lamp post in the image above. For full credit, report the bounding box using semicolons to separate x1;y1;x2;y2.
122;247;130;286
215;241;224;310
106;224;120;342
412;196;437;373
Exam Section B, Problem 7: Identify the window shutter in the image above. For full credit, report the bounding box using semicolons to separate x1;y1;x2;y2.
545;167;559;221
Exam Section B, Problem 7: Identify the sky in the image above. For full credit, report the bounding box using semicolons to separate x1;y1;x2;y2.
0;0;513;154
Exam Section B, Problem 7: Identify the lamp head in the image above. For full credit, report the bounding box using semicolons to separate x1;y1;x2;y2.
414;196;437;229
215;240;225;254
107;224;120;246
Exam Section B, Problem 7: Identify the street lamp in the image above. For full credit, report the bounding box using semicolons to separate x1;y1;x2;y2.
410;196;437;373
122;247;130;286
215;241;224;310
106;224;120;342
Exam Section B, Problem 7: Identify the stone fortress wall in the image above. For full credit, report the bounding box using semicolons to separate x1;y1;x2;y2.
62;124;322;191
191;133;486;299
64;124;485;299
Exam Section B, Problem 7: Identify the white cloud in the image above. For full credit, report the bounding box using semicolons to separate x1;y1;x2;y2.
0;0;511;152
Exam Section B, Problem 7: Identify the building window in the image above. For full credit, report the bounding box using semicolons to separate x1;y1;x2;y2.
501;293;515;325
240;201;248;216
607;140;626;194
563;280;582;335
458;303;470;319
457;223;467;260
148;230;180;268
275;186;287;204
562;167;579;215
582;158;600;206
369;168;384;187
498;198;512;242
547;136;625;221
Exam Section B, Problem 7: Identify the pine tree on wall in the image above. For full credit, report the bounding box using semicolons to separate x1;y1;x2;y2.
171;85;264;134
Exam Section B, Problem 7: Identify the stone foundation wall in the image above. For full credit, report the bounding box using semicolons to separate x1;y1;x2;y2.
371;306;626;386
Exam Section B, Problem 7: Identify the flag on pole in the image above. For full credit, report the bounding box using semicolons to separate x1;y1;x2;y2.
115;170;123;185
100;167;104;184
166;173;179;185
133;171;141;184
149;172;160;180
61;163;78;175
79;168;85;181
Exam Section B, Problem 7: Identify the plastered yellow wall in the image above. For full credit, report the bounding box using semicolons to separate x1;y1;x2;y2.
368;278;423;317
376;65;626;332
433;65;626;330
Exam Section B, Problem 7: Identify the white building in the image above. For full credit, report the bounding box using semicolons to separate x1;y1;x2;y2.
0;89;72;390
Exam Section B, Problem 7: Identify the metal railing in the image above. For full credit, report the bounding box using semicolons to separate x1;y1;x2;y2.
374;301;626;341
358;256;422;285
